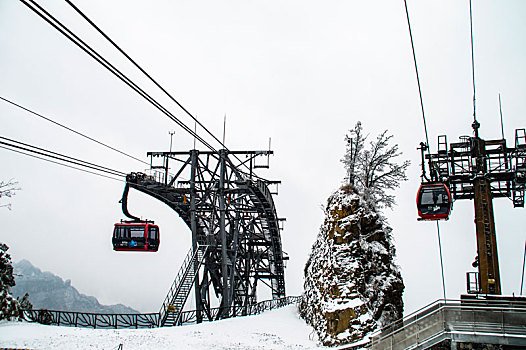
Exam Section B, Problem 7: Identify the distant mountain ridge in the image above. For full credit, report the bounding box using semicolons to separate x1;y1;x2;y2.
11;259;139;314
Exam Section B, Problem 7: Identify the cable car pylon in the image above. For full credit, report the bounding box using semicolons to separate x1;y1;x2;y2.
116;148;287;324
419;124;526;295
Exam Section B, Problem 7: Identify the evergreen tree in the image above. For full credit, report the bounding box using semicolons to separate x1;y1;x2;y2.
0;243;22;320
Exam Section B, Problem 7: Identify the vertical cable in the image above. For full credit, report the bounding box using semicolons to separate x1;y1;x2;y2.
499;94;505;139
403;0;430;151
437;222;447;300
469;0;479;136
521;239;526;295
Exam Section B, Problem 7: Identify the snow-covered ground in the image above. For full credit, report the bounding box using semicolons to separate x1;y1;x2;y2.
0;305;341;350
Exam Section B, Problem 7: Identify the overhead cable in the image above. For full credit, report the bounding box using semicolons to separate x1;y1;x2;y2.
403;0;430;151
21;0;273;182
64;0;228;152
436;222;447;300
64;0;264;177
0;135;126;177
19;0;218;153
0;145;124;182
469;0;478;133
0;96;149;166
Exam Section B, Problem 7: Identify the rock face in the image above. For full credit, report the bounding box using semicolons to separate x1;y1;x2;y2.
299;186;404;346
11;260;139;314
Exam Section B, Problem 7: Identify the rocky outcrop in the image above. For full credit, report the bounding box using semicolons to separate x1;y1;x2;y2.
299;185;404;346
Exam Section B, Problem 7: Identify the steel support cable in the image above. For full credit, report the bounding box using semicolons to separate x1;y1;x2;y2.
404;1;447;299
0;145;124;182
0;136;126;177
521;239;526;295
436;222;447;300
63;0;265;176
64;0;227;152
0;96;149;166
403;0;431;154
19;0;218;154
469;0;477;126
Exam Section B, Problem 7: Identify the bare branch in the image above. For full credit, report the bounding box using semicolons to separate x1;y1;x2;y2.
0;179;21;209
342;123;410;210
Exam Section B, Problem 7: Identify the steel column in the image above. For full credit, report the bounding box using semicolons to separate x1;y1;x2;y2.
190;150;203;322
219;149;231;315
471;137;501;294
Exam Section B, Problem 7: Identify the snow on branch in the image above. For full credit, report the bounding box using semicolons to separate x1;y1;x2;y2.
341;123;410;210
0;179;21;210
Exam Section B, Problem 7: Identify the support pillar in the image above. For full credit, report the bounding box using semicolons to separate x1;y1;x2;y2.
190;150;203;322
472;137;501;294
473;178;501;294
219;149;231;316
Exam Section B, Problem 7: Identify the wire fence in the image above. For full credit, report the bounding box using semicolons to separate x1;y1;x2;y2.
22;295;301;329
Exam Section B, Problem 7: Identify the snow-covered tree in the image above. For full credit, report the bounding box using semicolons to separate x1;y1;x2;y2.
341;122;410;209
342;121;366;188
0;243;23;320
0;179;21;210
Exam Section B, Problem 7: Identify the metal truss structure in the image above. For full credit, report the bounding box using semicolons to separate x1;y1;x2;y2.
427;129;526;207
124;149;287;326
422;127;526;295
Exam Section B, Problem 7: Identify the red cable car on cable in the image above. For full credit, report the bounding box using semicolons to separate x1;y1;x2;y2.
112;222;159;252
416;182;452;220
112;182;160;252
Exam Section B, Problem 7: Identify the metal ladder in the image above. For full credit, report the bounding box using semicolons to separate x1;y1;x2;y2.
159;244;208;326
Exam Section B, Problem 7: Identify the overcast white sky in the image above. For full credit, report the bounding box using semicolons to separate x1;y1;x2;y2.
1;0;525;315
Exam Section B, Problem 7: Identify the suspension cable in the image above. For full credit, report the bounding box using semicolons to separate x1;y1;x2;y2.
20;0;278;181
436;222;447;300
0;145;124;182
404;2;447;298
0;136;126;177
469;0;478;131
64;0;228;152
403;0;430;152
0;96;149;166
62;0;264;177
19;0;218;154
521;239;526;295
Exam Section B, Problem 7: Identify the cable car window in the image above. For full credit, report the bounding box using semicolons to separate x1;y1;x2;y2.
149;226;158;240
113;226;124;239
421;189;446;205
129;226;145;239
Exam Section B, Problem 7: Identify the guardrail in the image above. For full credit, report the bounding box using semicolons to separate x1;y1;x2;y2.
178;296;301;325
370;297;526;350
22;295;301;329
22;309;159;329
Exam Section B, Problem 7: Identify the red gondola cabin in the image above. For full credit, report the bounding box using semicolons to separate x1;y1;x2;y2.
416;183;452;220
112;222;159;252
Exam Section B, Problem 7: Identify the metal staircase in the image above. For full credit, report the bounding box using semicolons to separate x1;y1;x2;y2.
159;244;208;327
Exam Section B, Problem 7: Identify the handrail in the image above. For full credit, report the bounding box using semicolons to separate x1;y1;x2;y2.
370;297;526;346
159;244;200;315
23;296;302;329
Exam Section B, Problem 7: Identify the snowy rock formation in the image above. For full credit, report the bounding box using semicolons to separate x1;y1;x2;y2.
299;185;404;346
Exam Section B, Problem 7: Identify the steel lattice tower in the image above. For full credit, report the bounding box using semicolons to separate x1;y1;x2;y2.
124;149;286;325
422;128;526;295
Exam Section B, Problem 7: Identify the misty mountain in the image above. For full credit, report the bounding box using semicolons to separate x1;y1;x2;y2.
11;259;139;314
